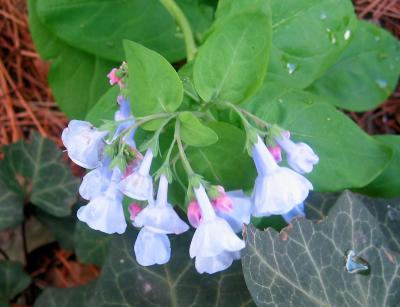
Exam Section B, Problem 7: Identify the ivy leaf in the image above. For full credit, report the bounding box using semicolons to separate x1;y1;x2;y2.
194;0;271;103
0;179;24;230
0;261;31;306
89;228;255;306
305;192;400;254
74;221;112;267
34;281;97;307
242;191;400;307
179;112;218;147
0;133;80;217
308;21;400;111
267;0;357;89
124;40;183;119
244;83;392;191
356;135;400;198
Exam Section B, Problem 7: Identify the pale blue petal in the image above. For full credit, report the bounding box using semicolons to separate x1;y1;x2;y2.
79;161;112;200
134;228;171;266
282;203;305;223
195;251;238;274
118;173;153;201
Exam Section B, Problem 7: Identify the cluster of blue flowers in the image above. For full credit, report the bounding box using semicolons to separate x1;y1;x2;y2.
61;64;319;274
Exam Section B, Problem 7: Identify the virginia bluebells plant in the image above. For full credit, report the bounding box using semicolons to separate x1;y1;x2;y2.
61;61;319;274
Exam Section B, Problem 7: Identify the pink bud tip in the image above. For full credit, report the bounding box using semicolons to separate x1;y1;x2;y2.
268;145;282;163
128;203;142;220
211;186;233;212
187;201;202;228
107;68;121;86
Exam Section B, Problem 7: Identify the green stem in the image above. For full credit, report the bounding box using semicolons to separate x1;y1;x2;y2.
174;120;195;176
160;0;197;61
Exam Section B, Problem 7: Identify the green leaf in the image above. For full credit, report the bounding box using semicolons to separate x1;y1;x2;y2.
89;228;255;306
74;221;112;267
267;0;357;88
0;261;31;306
356;135;400;198
35;0;214;63
242;191;400;307
28;0;118;119
0;133;80;217
244;83;392;191
179;112;218;147
34;281;97;307
308;21;400;111
184;121;256;191
124;40;183;118
85;87;119;126
194;1;271;103
0;179;24;230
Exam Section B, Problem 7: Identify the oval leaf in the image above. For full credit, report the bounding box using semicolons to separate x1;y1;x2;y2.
308;21;400;111
179;112;218;147
124;40;183;118
194;3;271;103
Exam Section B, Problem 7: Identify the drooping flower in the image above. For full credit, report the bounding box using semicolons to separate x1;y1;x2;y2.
252;136;313;217
134;227;170;266
190;184;245;274
275;133;319;174
113;95;136;148
61;120;108;169
133;175;189;234
79;159;112;200
189;190;252;234
77;169;127;234
118;149;154;201
282;203;305;224
133;175;188;266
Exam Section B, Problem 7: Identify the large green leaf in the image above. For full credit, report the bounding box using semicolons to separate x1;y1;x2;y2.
28;0;118;119
194;0;271;103
85;87;119;126
244;83;392;191
242;191;400;307
267;0;357;88
0;133;80;217
124;40;183;118
74;221;112;267
357;135;400;198
0;261;31;306
308;21;400;111
35;0;214;63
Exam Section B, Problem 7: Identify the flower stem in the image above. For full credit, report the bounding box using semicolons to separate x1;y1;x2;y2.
174;120;195;176
159;0;197;61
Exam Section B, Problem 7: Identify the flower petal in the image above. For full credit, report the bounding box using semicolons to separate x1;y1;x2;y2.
134;228;171;266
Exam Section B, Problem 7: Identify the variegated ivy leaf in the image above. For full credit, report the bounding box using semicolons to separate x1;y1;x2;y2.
242;191;400;307
0;133;80;225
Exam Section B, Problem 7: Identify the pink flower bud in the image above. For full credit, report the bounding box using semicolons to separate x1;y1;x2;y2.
211;186;233;213
187;201;202;228
268;145;282;163
107;68;121;86
128;203;142;221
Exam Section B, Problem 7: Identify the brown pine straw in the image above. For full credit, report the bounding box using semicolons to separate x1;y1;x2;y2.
0;0;399;150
